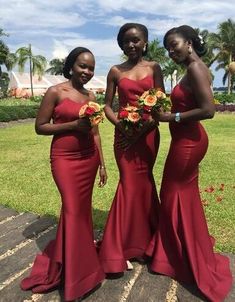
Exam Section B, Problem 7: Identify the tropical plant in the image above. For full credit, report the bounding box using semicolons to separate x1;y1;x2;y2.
15;44;47;96
162;60;185;92
144;39;167;65
208;19;235;94
0;71;10;98
46;58;65;75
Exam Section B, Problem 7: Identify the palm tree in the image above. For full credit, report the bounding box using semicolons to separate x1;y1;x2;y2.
46;58;65;75
208;19;235;94
163;60;185;92
16;44;47;96
144;39;167;65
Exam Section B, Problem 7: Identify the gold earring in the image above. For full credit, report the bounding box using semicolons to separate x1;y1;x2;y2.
188;46;192;54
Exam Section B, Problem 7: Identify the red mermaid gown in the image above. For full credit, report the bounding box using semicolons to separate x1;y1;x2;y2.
99;76;160;273
20;98;105;301
146;84;232;302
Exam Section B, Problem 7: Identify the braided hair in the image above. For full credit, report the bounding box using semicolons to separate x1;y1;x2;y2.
163;25;207;57
63;47;93;79
117;23;148;56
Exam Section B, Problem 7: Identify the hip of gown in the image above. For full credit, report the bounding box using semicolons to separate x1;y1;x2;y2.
21;133;105;301
99;127;160;273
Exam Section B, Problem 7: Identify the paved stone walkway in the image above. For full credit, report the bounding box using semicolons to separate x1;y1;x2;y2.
0;205;234;302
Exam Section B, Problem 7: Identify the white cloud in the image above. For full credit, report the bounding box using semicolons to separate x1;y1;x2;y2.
1;0;234;85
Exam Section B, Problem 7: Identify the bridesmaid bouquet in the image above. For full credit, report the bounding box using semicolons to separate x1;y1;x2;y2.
119;104;143;132
79;101;104;126
138;88;171;114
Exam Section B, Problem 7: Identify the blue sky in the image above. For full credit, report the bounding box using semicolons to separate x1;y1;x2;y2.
0;0;234;89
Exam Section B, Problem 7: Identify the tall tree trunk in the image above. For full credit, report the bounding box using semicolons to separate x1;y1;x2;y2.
29;44;34;97
227;53;232;95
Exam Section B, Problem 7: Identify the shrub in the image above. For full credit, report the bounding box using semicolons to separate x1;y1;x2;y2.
213;93;235;104
0;98;39;122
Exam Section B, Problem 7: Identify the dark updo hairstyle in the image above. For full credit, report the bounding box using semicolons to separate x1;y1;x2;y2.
117;23;148;56
63;47;93;79
163;25;207;57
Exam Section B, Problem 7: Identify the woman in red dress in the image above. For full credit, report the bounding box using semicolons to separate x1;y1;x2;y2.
99;23;165;273
20;47;107;301
147;25;232;302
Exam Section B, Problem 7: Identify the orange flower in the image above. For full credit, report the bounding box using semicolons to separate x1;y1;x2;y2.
205;186;215;193
219;184;225;191
143;95;157;106
79;104;89;117
128;111;141;123
156;90;166;100
90;114;104;126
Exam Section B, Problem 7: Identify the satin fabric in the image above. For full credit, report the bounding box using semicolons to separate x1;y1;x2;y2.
146;84;232;302
99;76;160;273
20;98;105;301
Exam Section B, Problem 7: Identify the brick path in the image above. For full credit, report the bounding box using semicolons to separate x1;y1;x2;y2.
0;205;234;302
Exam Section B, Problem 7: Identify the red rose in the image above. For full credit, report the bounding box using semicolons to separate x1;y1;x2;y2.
119;110;128;119
85;106;96;116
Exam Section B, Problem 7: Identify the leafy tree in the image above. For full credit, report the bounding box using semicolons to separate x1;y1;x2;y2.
162;60;185;91
208;19;235;94
46;58;65;75
16;44;47;96
144;39;167;65
0;72;10;98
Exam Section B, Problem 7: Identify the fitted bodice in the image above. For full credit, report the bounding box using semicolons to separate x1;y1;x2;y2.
169;83;206;140
117;76;154;108
170;83;197;113
51;98;95;158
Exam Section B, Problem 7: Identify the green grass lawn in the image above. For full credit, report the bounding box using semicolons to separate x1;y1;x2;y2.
0;114;234;253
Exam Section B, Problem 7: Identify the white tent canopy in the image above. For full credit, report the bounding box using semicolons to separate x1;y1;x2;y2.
8;71;107;97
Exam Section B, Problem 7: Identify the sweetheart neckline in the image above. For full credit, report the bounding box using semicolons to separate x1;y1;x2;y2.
118;75;152;84
56;98;88;108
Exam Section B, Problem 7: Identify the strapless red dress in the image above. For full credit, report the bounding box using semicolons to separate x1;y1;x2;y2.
146;84;232;302
20;98;105;301
99;76;160;273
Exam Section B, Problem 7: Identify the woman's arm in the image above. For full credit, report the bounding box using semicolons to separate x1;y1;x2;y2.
35;86;91;135
92;126;107;187
154;62;215;123
104;67;119;126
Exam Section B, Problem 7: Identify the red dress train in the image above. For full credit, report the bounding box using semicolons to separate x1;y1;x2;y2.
146;84;232;302
20;99;105;301
99;76;160;273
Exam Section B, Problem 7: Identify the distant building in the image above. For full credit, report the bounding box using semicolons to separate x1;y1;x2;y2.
8;71;107;98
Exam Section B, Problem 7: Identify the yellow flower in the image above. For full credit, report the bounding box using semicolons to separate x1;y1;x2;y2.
128;111;141;123
156;90;166;100
79;104;88;117
88;101;101;112
144;95;157;106
125;105;139;112
140;91;149;99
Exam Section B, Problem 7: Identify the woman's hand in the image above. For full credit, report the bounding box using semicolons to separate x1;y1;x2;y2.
151;108;171;123
98;166;107;187
72;118;92;133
